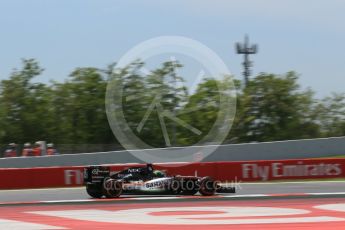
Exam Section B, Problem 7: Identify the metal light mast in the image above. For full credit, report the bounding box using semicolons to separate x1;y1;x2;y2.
236;35;258;86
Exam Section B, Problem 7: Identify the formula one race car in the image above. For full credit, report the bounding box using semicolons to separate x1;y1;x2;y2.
84;164;236;198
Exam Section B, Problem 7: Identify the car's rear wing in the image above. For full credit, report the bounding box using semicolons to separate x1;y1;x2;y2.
84;166;111;184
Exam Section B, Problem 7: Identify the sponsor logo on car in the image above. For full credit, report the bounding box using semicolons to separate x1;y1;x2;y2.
128;168;141;173
145;181;165;188
91;168;109;175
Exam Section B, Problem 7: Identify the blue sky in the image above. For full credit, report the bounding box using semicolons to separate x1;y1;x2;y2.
0;0;344;98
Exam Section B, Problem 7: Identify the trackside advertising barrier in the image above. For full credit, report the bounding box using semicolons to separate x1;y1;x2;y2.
0;158;345;189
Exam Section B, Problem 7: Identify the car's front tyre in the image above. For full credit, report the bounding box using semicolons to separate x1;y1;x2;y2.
199;177;217;196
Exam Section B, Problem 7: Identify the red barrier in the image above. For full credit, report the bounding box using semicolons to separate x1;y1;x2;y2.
0;166;84;189
1;158;345;189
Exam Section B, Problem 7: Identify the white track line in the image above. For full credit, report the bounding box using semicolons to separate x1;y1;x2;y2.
221;194;269;198
0;187;83;192
240;180;345;185
307;192;345;196
43;199;93;203
1;192;345;206
1;180;345;192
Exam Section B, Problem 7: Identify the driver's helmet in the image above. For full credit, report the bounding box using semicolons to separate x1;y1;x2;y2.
153;170;165;178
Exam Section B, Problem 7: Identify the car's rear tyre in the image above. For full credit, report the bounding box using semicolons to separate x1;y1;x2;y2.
102;178;123;198
86;183;103;198
199;177;217;196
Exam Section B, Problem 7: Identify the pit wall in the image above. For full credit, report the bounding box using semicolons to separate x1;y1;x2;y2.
1;158;344;189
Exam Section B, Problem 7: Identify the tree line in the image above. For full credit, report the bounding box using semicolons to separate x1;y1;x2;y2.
0;59;344;154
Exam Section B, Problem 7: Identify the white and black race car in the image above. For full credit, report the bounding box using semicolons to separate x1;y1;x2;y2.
84;164;236;198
